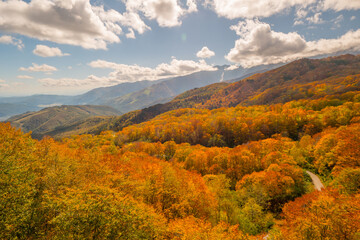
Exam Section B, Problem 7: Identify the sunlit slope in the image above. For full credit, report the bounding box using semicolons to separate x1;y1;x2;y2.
8;105;121;139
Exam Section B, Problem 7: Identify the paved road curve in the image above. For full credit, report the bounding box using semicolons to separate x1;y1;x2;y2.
263;170;324;240
306;170;324;191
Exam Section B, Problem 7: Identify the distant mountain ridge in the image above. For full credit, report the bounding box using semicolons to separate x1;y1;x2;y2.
0;81;159;118
7;105;120;139
0;64;279;119
105;64;283;113
35;54;360;139
72;80;163;105
107;70;224;113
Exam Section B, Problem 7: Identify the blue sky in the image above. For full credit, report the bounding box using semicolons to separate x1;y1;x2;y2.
0;0;359;97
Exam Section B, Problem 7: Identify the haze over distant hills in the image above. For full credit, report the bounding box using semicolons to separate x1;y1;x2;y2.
0;95;74;121
0;64;279;120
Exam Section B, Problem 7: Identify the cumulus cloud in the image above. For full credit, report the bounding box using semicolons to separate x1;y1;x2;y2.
17;75;34;79
205;0;316;19
92;5;150;35
0;0;125;49
226;19;360;68
0;35;24;50
196;46;215;58
33;45;70;57
124;0;198;27
226;19;307;67
205;0;360;20
19;63;58;72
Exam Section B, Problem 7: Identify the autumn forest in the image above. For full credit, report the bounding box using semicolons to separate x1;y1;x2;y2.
1;55;360;239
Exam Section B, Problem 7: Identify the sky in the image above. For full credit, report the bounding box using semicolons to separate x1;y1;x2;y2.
0;0;359;97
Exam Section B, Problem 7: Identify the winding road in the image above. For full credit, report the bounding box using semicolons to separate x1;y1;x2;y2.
263;170;324;240
306;170;324;191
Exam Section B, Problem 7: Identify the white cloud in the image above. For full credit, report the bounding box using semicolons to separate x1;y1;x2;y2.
89;58;216;82
321;0;360;11
19;63;58;73
225;65;238;71
0;0;123;49
124;0;197;27
205;0;316;19
92;6;150;35
38;57;216;87
126;28;136;39
226;19;360;68
0;79;9;88
187;0;198;13
17;75;34;79
0;35;24;50
38;75;120;87
33;45;70;57
196;46;215;58
293;20;305;26
306;12;323;24
38;78;88;87
295;8;308;19
205;0;360;20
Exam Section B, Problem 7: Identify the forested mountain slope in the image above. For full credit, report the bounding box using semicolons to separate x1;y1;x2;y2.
2;89;360;238
7;105;121;139
40;54;360;139
201;54;360;108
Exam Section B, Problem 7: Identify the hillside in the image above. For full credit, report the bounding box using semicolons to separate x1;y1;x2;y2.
71;80;162;105
0;82;158;119
106;64;280;113
7;105;121;139
40;82;229;139
7;54;360;140
0;64;276;119
107;69;225;113
42;54;360;139
2;83;360;238
0;95;74;120
201;54;360;108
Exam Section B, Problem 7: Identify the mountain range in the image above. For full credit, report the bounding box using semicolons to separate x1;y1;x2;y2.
7;54;360;139
0;64;280;120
